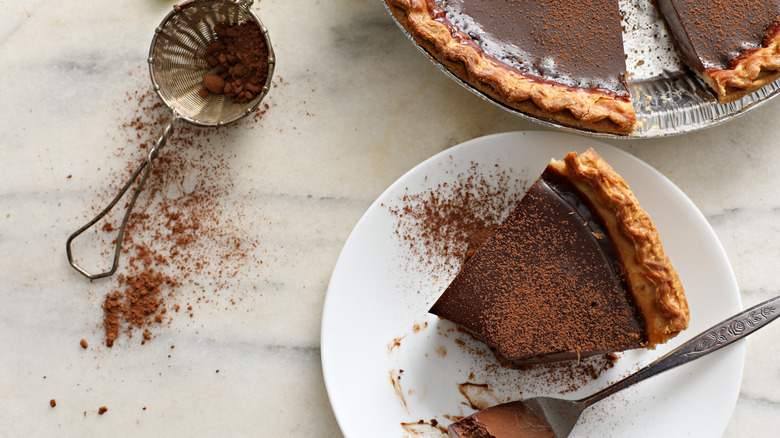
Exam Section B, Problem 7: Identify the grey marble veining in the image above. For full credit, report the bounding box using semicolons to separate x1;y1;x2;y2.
1;0;779;436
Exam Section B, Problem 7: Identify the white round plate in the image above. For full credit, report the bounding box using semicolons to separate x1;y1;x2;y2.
321;131;743;437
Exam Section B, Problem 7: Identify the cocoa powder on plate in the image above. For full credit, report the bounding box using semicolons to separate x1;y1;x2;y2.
384;160;525;274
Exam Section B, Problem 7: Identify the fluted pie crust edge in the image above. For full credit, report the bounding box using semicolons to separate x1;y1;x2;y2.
384;0;639;134
548;149;690;346
707;24;780;103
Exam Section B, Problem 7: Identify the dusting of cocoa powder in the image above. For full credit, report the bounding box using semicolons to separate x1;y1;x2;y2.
84;66;283;347
384;160;525;274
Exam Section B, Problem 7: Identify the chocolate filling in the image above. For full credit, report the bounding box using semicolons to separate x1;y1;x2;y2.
433;0;629;95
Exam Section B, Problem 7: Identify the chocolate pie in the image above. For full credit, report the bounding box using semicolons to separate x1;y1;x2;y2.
385;0;637;134
385;0;780;133
657;0;780;103
429;149;689;366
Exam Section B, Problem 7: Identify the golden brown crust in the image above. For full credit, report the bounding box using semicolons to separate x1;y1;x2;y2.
548;149;689;346
384;0;637;134
706;25;780;103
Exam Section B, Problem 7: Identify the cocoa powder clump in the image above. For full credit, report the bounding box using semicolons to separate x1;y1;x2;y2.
102;268;177;347
203;75;225;94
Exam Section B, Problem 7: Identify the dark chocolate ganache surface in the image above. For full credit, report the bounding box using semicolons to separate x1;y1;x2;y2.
658;0;780;70
430;170;645;366
435;0;629;95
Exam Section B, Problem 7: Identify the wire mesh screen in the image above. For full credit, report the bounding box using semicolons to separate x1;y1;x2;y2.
148;0;272;126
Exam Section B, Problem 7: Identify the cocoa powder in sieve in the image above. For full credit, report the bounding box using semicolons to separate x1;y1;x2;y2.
200;21;270;103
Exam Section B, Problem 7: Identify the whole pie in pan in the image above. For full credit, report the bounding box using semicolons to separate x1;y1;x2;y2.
429;149;690;366
385;0;780;133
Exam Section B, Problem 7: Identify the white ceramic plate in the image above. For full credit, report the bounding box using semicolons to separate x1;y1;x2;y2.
321;131;744;437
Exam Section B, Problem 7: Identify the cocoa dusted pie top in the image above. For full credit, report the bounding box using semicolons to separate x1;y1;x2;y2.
385;0;780;133
442;0;628;95
429;149;689;366
384;0;637;134
657;0;780;102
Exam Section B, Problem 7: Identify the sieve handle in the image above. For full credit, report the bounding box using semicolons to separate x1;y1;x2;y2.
66;116;178;280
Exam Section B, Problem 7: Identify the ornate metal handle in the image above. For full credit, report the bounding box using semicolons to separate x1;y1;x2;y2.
66;116;177;280
581;295;780;407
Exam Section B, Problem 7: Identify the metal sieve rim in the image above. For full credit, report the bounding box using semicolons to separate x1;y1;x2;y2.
147;0;276;127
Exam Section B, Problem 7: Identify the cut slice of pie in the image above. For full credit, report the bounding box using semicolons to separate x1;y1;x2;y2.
657;0;780;103
429;149;689;366
384;0;637;134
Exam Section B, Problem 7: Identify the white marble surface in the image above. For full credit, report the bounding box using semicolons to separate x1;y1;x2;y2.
1;0;779;436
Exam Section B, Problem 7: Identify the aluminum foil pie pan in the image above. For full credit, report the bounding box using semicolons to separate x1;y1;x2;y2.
382;0;780;139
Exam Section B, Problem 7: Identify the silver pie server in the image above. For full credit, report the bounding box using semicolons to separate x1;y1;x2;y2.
451;295;780;438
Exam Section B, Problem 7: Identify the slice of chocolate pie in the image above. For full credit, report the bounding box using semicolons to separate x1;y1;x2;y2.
429;149;689;366
384;0;637;134
657;0;780;103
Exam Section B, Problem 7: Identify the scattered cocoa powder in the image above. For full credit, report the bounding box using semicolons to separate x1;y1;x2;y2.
203;75;225;94
82;65;283;348
201;21;270;103
384;160;525;274
102;269;177;347
513;353;619;394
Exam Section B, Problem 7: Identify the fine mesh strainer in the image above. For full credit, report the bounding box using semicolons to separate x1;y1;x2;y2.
66;0;275;280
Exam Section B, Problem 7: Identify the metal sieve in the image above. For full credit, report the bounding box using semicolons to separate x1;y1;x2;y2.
66;0;275;280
